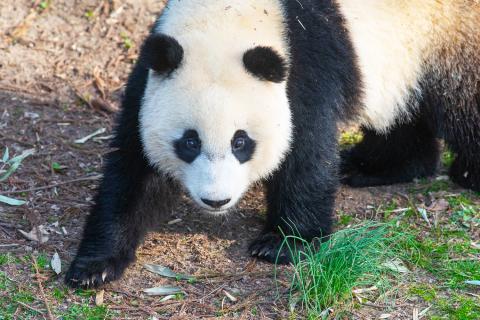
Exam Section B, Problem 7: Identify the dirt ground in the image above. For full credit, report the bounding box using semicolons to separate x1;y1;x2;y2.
0;1;479;319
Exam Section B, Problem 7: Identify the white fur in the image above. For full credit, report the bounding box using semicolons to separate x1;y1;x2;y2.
140;0;292;211
337;0;480;131
337;0;428;131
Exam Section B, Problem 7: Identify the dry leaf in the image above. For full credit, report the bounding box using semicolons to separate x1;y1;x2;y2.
144;264;194;281
382;259;409;273
51;252;61;275
143;286;182;296
352;286;378;294
159;295;176;302
427;199;449;212
19;225;49;243
95;289;105;306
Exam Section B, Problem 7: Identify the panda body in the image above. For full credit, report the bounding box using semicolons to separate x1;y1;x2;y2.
66;0;480;288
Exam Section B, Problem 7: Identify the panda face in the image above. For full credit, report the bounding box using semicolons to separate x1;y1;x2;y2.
140;64;292;213
139;0;291;213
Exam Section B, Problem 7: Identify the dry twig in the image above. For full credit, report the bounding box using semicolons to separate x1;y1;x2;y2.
1;175;102;195
32;256;54;320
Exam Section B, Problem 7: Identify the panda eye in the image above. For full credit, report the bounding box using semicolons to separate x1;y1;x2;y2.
231;130;256;164
233;137;246;151
185;137;200;150
174;129;202;163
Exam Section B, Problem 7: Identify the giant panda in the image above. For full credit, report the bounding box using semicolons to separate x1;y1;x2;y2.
66;0;480;288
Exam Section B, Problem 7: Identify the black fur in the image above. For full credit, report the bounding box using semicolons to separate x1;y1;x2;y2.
341;108;441;187
174;129;202;164
249;0;362;262
139;34;184;75
243;46;288;83
65;62;180;288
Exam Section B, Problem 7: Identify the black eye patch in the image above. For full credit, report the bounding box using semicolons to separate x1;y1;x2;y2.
174;130;201;163
139;34;184;74
231;130;256;164
243;46;287;83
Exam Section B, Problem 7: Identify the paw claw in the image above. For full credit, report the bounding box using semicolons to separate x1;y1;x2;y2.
249;232;291;264
65;255;132;289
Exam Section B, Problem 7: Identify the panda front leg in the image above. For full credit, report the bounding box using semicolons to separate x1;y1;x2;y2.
250;124;338;264
65;150;177;288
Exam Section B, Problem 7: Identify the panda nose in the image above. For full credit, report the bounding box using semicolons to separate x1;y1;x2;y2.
201;198;231;209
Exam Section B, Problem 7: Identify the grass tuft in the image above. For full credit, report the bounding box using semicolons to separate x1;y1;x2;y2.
281;223;401;319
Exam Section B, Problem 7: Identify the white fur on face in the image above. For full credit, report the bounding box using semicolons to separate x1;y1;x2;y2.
140;0;292;212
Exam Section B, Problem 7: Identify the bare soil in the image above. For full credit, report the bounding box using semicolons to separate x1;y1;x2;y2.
0;1;478;319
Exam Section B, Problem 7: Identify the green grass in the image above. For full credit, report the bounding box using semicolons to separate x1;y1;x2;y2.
60;304;111;320
434;295;480;320
0;254;113;320
281;223;400;319
441;149;456;168
282;191;479;319
339;130;363;147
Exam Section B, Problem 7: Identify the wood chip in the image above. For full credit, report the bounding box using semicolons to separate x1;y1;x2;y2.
95;290;105;306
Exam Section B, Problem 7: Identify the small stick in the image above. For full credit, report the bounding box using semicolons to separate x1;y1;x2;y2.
32;256;55;320
1;175;102;195
17;301;45;315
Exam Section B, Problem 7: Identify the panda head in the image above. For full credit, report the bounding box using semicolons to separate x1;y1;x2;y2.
139;9;292;214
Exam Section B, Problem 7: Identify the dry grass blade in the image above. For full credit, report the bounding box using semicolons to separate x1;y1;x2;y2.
32;255;54;320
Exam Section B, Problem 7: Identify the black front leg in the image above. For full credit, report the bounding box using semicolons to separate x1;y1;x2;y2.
250;121;338;264
66;63;179;288
65;149;177;288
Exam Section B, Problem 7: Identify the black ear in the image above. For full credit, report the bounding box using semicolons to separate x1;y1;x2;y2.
139;34;184;74
243;46;287;83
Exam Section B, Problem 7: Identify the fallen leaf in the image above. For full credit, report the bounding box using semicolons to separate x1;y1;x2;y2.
144;264;194;281
417;208;431;227
0;195;26;206
427;199;449;212
51;252;61;274
2;147;9;162
382;259;409;273
160;295;176;302
1;149;35;182
465;280;480;286
143;286;182;296
19;225;49;243
353;286;378;294
95;289;105;306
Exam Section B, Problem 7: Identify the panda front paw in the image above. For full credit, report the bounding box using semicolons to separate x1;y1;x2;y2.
65;255;132;289
249;232;292;264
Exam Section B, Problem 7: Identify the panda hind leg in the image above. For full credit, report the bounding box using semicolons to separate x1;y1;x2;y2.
341;112;440;187
444;105;480;192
